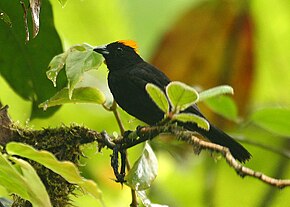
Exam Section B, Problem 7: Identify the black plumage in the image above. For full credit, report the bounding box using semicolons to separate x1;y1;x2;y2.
94;41;251;162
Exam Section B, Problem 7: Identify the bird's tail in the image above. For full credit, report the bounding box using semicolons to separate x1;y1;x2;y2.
191;123;251;163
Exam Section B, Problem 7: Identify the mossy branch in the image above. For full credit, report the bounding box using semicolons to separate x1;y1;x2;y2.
1;105;290;207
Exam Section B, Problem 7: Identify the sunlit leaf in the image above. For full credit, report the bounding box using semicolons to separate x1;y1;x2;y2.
136;191;169;207
146;83;169;113
251;108;290;137
173;113;210;130
199;85;234;102
65;44;103;99
204;96;238;121
6;142;102;199
73;45;87;52
10;157;52;207
30;0;41;38
166;81;198;112
0;152;51;206
126;143;158;191
39;87;106;109
46;52;67;87
0;153;30;201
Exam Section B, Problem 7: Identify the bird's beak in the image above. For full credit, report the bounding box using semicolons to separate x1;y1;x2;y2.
93;45;109;55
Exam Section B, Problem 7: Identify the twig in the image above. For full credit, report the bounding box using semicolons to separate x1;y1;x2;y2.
117;125;290;188
110;101;125;135
124;150;138;207
1;105;290;190
188;136;290;188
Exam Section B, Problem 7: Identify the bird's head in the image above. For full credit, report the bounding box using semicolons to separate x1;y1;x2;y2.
94;40;143;71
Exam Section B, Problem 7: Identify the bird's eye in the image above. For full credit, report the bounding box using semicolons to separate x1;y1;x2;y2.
117;47;123;52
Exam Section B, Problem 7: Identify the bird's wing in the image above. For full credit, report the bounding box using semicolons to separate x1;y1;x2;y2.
128;62;204;117
126;63;251;162
128;62;170;90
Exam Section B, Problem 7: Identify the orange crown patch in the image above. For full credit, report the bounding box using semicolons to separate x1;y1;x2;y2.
118;40;138;52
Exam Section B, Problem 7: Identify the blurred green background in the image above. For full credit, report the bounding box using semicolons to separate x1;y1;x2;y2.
0;0;290;206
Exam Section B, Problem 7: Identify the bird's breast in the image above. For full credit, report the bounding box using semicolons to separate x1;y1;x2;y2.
108;71;164;125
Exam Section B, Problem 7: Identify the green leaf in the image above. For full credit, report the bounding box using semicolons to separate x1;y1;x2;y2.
166;81;199;112
10;157;52;207
0;153;30;201
65;44;103;98
0;9;12;27
0;153;52;206
0;0;65;118
6;142;102;200
146;83;169;113
46;52;67;87
199;85;234;102
58;0;68;7
204;96;238;121
251;107;290;137
39;87;106;109
173;113;210;130
126;142;158;191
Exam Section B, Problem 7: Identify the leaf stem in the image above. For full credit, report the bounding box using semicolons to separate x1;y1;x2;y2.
126;154;138;207
104;100;125;135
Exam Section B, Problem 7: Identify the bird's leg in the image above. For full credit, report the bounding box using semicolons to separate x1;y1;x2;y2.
123;130;134;143
120;149;127;181
110;146;119;180
110;145;126;184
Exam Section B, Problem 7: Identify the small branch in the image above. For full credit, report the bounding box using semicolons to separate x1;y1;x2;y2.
129;188;138;207
99;131;115;149
105;100;125;135
124;149;138;207
188;136;290;188
0;105;13;146
1;105;290;190
120;125;290;188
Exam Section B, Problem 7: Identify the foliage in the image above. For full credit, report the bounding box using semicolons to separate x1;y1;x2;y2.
6;142;102;200
0;0;65;118
0;151;51;207
250;108;290;137
125;143;158;191
0;122;103;207
40;44;105;108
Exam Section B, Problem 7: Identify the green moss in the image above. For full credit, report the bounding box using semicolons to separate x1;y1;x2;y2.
9;124;96;207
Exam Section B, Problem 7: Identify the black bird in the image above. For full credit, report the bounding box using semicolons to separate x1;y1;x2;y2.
94;40;251;162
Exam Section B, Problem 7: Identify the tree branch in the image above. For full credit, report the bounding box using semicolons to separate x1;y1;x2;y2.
112;124;290;188
1;104;290;207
